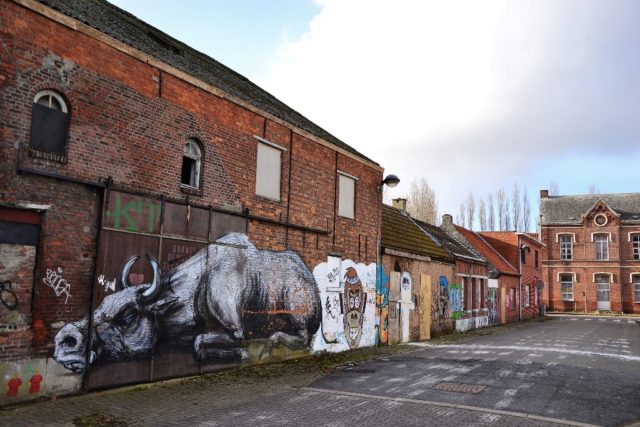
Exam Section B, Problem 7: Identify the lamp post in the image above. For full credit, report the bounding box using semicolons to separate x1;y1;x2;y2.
376;174;400;346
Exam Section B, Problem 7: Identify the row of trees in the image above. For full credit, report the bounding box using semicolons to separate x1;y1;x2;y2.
456;183;535;232
397;178;601;232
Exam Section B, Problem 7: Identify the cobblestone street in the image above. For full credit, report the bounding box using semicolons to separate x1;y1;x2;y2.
1;317;639;427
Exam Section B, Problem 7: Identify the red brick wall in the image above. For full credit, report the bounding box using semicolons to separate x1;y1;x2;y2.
541;207;640;313
500;274;520;323
0;0;383;367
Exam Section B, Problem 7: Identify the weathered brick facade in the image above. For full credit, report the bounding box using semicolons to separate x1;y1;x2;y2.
0;0;383;403
540;190;640;314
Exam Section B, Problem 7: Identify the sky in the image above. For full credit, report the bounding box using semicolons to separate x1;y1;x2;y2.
110;0;640;224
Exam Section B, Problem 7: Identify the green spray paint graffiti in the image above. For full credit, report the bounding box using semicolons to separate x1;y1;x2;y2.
104;193;161;233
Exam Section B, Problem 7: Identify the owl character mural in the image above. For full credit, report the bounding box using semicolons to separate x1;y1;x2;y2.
343;267;366;349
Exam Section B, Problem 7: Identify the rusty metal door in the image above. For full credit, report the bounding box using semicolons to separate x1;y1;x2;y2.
85;189;247;390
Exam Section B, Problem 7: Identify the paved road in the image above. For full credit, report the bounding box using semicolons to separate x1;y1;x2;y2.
1;316;638;426
314;316;640;426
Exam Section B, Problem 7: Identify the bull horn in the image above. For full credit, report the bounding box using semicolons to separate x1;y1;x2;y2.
120;256;140;289
139;254;162;304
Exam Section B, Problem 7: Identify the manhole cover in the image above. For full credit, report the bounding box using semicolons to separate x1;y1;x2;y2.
434;382;486;394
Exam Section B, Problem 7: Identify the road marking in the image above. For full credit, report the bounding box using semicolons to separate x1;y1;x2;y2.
302;387;599;427
411;343;640;362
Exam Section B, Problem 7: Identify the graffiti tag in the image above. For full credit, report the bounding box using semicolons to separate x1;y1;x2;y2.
97;275;116;293
105;193;161;233
43;267;71;304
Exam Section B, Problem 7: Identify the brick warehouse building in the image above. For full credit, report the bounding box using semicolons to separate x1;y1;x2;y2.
540;190;640;314
0;0;390;403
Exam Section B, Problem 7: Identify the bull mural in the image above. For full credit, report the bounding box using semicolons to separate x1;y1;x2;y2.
53;233;321;373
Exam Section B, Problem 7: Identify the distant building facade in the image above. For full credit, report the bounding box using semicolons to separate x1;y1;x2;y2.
540;190;640;313
480;232;544;320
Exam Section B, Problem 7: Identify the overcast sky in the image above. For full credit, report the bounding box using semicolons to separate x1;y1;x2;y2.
110;0;640;223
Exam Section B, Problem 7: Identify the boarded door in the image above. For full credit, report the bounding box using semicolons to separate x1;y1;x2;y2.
388;272;401;345
419;275;431;341
85;190;247;390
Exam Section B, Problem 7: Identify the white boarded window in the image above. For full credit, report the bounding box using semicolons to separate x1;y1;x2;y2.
338;174;355;219
256;142;281;200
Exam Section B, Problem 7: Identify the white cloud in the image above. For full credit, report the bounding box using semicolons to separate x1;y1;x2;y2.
256;0;640;218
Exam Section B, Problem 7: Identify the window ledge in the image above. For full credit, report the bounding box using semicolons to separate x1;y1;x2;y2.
180;184;202;197
28;148;67;164
255;194;282;203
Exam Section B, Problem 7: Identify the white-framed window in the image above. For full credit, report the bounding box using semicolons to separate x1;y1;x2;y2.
634;275;640;303
255;139;284;200
338;171;356;219
559;234;573;260
35;90;68;112
594;234;609;260
560;273;573;301
631;234;640;261
181;139;202;189
30;89;69;157
523;285;530;307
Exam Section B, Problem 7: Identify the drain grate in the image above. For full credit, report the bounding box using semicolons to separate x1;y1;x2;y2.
434;382;486;394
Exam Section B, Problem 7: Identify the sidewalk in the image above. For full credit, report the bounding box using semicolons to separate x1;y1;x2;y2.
0;345;415;427
546;311;640;318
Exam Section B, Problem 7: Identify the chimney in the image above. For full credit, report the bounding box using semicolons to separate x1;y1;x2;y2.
392;198;407;211
540;189;549;199
442;213;453;226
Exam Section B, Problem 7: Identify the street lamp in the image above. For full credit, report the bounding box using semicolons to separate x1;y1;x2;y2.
381;174;400;188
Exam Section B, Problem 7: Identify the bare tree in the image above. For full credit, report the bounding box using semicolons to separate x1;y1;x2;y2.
406;178;439;224
588;184;601;194
465;192;475;230
458;203;466;227
512;183;522;232
478;198;487;231
523;187;531;232
496;187;506;231
504;196;511;230
549;181;559;196
488;193;495;231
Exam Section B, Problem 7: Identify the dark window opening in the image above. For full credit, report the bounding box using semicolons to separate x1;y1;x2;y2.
29;90;69;159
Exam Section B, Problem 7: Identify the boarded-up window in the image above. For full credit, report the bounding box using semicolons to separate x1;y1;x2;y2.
338;174;355;219
256;142;281;200
29;90;69;156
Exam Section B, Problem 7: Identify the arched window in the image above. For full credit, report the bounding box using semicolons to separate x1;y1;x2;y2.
30;90;69;159
181;139;201;188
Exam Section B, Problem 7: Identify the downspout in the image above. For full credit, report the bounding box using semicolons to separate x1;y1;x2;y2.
518;243;523;322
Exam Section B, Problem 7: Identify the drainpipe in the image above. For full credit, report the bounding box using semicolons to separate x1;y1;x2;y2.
518;244;523;322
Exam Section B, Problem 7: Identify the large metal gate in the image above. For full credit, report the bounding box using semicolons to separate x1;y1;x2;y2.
86;189;247;390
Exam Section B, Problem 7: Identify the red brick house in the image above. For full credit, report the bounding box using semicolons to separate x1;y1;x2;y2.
480;232;544;320
439;215;492;331
0;0;386;403
447;223;520;324
380;201;455;343
540;190;640;314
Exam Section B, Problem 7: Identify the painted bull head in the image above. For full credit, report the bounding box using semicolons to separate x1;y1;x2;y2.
53;254;175;372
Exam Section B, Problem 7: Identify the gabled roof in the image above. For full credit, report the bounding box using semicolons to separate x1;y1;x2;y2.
540;193;640;225
36;0;375;164
455;226;519;276
381;205;454;263
413;218;482;262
